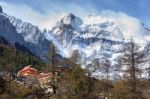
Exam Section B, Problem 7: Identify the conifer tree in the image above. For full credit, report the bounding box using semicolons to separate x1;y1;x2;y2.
49;42;58;95
68;50;88;99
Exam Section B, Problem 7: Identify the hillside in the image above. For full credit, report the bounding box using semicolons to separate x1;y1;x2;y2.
0;36;45;73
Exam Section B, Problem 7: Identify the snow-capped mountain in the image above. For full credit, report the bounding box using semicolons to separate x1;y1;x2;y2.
46;13;150;79
5;15;50;61
0;6;49;61
0;10;25;44
0;5;150;79
47;13;149;60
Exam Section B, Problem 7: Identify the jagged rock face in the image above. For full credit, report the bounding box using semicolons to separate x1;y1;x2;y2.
5;15;50;61
50;13;82;46
0;5;150;79
6;15;42;44
0;13;25;44
46;13;150;79
0;6;3;13
48;14;126;60
0;9;49;62
48;13;150;59
8;16;50;62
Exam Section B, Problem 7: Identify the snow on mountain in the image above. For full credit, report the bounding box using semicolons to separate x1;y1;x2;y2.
46;12;150;79
1;5;150;79
4;14;43;44
6;15;50;61
48;12;150;57
0;12;25;44
0;7;49;61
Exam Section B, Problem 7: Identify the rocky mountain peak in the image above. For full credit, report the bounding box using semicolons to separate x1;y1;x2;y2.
0;5;3;13
0;6;150;78
59;13;82;26
63;13;76;20
66;13;76;19
60;13;76;25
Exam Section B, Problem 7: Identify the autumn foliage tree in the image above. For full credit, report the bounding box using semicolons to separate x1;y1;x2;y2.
118;39;146;99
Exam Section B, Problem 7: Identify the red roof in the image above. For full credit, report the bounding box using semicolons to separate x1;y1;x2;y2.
19;65;37;72
18;65;38;77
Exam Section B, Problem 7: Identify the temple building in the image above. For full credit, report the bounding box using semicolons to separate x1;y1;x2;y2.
18;65;38;77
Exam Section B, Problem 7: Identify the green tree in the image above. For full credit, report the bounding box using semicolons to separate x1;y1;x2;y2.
49;43;58;95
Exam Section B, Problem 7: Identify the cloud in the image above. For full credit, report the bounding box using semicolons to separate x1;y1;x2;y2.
0;0;99;30
0;1;149;40
0;1;65;30
0;0;100;30
99;10;145;38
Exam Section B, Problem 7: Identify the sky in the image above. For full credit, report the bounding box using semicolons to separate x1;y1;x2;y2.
0;0;150;30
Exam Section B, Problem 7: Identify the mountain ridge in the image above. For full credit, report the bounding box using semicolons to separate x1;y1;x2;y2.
0;6;150;79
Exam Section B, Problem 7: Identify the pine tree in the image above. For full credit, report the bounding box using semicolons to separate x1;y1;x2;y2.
49;43;58;95
68;50;88;99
